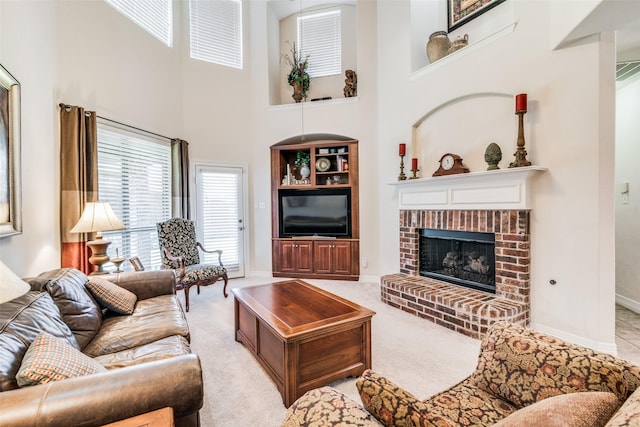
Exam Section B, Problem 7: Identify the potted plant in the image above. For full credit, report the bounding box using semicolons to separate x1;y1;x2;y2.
284;42;310;103
295;150;311;180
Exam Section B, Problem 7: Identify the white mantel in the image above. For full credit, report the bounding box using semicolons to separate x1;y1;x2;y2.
389;166;547;210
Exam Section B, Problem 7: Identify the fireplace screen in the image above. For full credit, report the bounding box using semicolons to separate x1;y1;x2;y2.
419;229;496;293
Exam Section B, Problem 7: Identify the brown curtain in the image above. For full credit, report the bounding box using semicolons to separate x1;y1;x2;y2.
171;139;190;220
60;105;98;274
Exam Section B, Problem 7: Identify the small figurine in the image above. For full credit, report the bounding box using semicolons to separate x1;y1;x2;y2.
484;143;502;170
343;69;357;98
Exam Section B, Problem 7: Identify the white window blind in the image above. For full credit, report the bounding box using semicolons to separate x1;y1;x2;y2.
197;169;240;271
298;9;341;78
104;0;172;47
97;125;172;271
189;0;243;69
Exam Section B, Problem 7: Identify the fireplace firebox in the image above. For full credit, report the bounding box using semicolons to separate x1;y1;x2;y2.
419;229;496;293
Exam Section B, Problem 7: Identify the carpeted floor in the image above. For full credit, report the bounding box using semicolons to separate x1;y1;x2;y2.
182;277;481;427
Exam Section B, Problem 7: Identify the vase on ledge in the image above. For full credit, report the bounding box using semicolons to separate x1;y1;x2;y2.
291;82;303;103
299;163;310;183
426;31;451;63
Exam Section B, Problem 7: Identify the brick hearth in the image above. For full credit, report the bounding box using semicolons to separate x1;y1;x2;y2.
381;209;531;338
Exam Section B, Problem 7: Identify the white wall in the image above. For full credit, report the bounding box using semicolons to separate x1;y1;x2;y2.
0;0;58;276
377;0;617;349
615;75;640;308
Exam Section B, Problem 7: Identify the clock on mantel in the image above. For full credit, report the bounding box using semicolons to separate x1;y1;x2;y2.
432;153;469;177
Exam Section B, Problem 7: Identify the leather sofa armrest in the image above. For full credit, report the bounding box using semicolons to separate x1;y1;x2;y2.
0;354;203;427
106;270;176;300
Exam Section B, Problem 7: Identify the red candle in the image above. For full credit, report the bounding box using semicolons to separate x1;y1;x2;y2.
412;158;418;170
515;93;527;112
399;143;406;156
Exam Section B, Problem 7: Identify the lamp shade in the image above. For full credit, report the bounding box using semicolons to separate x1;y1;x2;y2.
70;202;125;234
0;260;30;303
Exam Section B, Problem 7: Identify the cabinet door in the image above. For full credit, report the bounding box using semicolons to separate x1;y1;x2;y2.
279;240;313;274
295;241;314;273
279;241;298;273
313;241;334;274
313;241;352;275
332;241;352;275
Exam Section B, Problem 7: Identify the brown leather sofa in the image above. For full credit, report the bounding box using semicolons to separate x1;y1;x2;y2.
0;268;203;427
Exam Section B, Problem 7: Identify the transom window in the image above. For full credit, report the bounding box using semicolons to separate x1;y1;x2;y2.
189;0;243;69
104;0;173;47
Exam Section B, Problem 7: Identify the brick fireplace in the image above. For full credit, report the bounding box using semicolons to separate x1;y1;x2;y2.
382;167;544;338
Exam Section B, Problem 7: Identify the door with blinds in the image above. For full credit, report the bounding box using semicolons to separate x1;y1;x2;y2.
195;165;245;278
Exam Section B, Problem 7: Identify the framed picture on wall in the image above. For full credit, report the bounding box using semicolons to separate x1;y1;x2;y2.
129;256;145;272
0;64;22;238
448;0;507;32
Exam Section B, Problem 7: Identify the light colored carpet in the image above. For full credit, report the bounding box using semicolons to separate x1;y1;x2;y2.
183;277;481;427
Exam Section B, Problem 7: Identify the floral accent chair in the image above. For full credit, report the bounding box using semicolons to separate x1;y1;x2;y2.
157;218;228;311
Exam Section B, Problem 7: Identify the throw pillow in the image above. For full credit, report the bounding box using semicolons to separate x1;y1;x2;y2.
606;386;640;427
16;332;106;387
29;268;102;349
471;321;640;407
492;392;620;427
85;276;137;315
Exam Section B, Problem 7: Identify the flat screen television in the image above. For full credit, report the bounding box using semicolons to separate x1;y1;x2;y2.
279;188;351;238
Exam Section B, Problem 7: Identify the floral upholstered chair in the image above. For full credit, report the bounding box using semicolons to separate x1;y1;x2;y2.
157;217;228;311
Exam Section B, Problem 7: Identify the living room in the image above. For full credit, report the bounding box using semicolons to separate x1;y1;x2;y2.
0;0;639;424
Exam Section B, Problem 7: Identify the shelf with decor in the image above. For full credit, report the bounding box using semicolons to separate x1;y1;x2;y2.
270;133;359;281
411;23;516;79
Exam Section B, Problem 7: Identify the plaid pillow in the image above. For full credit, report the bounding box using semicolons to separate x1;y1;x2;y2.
85;276;137;315
17;332;106;387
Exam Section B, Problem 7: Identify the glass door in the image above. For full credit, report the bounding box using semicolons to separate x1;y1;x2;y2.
194;164;245;278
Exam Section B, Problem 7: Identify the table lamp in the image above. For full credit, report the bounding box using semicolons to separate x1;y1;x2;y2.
0;260;30;303
70;201;125;274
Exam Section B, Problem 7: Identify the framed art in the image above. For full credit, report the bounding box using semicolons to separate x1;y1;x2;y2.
0;64;22;238
448;0;507;32
129;256;145;271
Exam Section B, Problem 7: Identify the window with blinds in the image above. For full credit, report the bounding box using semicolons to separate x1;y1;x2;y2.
189;0;243;69
196;167;241;272
97;125;172;271
104;0;172;47
298;9;341;78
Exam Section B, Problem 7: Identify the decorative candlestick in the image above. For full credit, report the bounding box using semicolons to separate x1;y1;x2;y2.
398;155;407;180
111;248;125;273
509;93;532;168
397;143;407;180
409;157;419;179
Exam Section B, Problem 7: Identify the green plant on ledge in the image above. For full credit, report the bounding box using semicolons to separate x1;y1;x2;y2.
295;150;310;168
284;42;310;102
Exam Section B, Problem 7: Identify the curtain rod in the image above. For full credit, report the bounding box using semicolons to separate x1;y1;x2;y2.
58;103;175;142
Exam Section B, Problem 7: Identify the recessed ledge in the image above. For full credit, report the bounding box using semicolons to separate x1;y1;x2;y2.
389;166;546;211
411;22;517;80
268;96;359;111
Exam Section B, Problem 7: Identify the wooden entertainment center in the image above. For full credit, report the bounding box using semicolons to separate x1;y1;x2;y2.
270;134;359;280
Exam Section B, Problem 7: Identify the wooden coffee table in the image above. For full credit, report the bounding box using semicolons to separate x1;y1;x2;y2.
233;280;375;406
